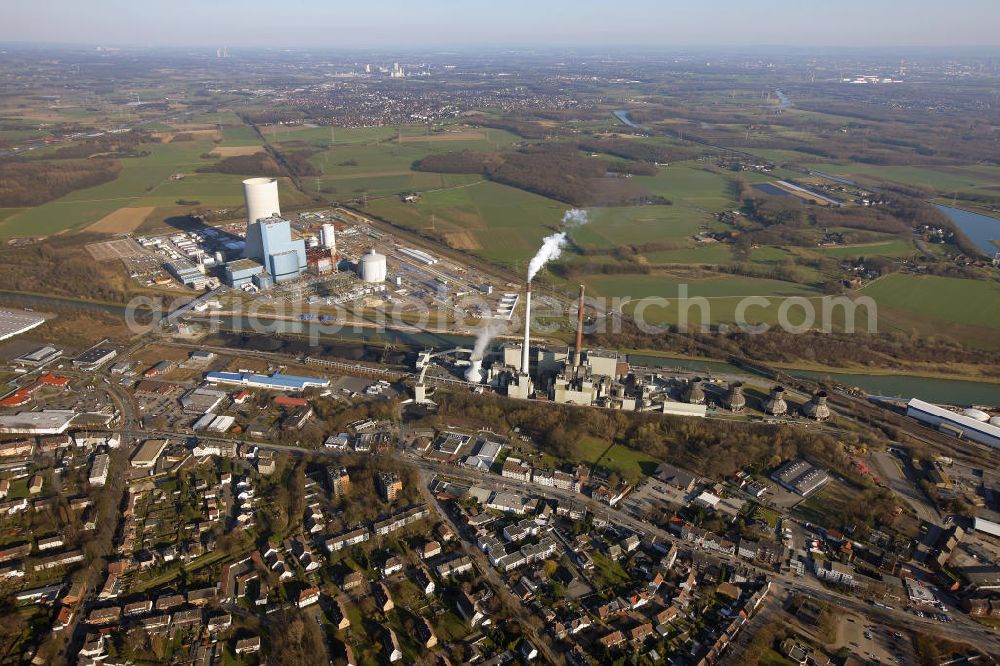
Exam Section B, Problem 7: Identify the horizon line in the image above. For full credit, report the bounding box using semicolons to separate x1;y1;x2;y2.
4;39;1000;53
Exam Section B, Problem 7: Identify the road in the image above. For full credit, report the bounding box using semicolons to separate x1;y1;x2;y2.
53;368;143;661
870;450;942;524
86;334;1000;662
414;466;566;666
400;454;1000;656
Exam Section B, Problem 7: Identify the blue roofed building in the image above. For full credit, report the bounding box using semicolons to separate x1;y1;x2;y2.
205;371;330;392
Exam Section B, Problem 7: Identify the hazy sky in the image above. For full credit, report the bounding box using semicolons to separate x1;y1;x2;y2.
4;0;1000;49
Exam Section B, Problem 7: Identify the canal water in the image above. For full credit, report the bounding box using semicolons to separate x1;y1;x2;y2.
788;369;1000;407
613;110;644;130
936;204;1000;256
3;291;995;406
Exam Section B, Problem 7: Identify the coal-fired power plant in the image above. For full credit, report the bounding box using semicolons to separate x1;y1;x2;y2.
520;285;532;376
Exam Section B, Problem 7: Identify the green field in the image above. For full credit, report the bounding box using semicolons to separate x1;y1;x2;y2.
299;125;521;199
806;162;1000;194
367;179;567;264
586;273;817;300
584;271;827;329
632;163;737;210
812;239;916;258
0;137;312;238
219;124;261;146
571;204;718;250
642;244;735;264
861;273;1000;330
597;443;661;482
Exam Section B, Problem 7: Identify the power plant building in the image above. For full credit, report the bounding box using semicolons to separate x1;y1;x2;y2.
225;258;267;288
906;398;1000;449
242;216;306;284
165;259;207;289
229;177;305;287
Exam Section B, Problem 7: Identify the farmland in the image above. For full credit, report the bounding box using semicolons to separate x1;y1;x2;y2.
804;162;1000;195
0;137;309;238
861;274;1000;330
366;179;566;265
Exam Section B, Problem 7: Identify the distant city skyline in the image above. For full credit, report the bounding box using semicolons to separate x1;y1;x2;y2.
4;0;1000;49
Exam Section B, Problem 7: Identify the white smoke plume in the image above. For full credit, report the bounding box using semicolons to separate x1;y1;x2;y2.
561;208;589;229
525;209;589;282
526;231;567;283
464;322;503;382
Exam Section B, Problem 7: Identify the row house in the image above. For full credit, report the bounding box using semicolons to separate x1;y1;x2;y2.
326;527;370;553
373;504;430;536
436;555;474;579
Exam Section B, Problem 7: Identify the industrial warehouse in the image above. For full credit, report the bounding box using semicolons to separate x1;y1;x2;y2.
0;308;46;341
906;398;1000;449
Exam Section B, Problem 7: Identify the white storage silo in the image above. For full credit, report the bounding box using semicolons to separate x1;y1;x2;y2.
242;177;281;226
359;249;387;283
320;223;337;253
964;408;990;422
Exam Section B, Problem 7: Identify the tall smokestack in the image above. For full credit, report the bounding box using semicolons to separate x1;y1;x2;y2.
574;284;585;369
521;285;532;375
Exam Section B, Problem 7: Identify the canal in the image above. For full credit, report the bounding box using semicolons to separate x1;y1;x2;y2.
3;290;996;406
936;204;1000;256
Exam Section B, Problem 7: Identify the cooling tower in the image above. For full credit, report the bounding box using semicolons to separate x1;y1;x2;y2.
763;386;789;416
684;377;706;405
243;177;281;226
802;391;832;421
465;359;483;383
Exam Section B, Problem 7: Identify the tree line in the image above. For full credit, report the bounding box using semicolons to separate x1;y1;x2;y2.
415;144;668;207
0;158;122;207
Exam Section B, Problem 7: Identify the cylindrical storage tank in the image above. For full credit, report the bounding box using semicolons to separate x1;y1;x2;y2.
320;223;336;252
964;408;990;422
359;249;387;283
243;177;281;226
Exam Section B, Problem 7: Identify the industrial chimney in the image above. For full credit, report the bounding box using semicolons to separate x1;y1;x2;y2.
573;284;586;369
520;285;532;376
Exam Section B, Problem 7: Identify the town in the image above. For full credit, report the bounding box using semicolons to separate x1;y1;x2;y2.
2;7;1000;665
0;295;999;665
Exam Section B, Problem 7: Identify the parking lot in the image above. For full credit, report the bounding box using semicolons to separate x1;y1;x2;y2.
838;613;913;665
621;477;689;517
